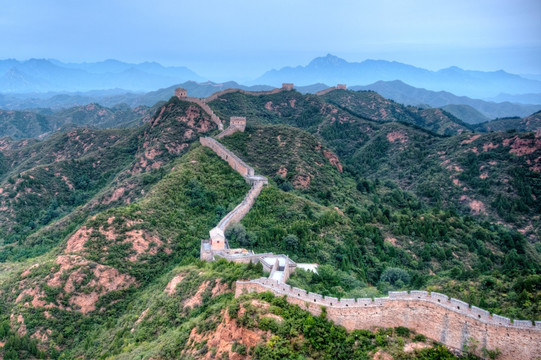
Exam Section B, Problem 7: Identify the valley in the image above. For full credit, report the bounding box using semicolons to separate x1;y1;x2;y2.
0;84;539;359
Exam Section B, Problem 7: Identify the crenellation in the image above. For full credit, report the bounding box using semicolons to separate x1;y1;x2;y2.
513;320;534;328
450;298;469;310
324;296;339;306
174;88;187;98
308;292;323;302
372;298;387;306
235;279;541;359
410;290;428;299
389;291;409;299
470;305;490;319
356;298;375;306
430;292;449;303
492;314;511;325
339;298;356;307
292;287;308;297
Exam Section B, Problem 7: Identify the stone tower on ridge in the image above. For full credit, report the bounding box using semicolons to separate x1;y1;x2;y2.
282;83;294;90
175;88;187;98
230;116;246;131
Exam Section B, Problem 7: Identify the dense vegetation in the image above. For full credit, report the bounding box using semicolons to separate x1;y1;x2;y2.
0;103;156;140
0;90;538;358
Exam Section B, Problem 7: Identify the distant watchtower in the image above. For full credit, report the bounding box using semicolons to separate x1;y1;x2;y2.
337;84;347;89
175;88;187;98
230;116;246;132
282;83;294;91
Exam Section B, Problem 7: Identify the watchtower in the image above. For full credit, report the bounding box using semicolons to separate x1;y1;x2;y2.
175;88;187;98
282;83;294;91
337;84;347;89
230;116;246;131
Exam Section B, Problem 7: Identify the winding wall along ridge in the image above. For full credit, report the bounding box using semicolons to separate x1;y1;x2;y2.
193;85;540;359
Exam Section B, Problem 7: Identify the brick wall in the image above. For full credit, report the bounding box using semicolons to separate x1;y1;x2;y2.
236;279;541;360
200;137;254;177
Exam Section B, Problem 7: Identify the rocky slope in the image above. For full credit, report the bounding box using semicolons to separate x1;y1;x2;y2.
0;91;539;358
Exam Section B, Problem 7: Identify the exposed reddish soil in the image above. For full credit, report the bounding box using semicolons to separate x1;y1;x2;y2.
184;281;210;309
65;226;92;253
386;131;408;144
103;187;125;204
185;309;270;360
16;255;137;314
323;150;343;172
372;349;393;360
65;219;165;261
292;174;311;189
164;274;186;295
461;134;481;144
276;135;286;146
483;142;499;152
276;166;288;178
503;135;541;156
264;101;273;111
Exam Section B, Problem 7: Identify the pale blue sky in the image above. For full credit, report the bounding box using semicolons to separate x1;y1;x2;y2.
1;0;540;81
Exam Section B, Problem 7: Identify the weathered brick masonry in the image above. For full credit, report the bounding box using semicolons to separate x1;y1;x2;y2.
236;279;541;360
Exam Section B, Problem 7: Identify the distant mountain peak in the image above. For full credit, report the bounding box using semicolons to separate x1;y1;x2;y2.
308;54;348;67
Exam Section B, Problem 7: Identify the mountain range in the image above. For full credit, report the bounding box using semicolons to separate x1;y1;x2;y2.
0;86;539;358
351;80;541;123
256;54;541;99
0;59;204;93
2;55;541;102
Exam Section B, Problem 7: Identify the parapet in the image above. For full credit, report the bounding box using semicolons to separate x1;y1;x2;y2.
282;83;294;91
336;84;347;89
175;88;187;98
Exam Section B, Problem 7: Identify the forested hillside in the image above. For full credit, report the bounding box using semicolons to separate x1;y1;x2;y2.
0;90;538;359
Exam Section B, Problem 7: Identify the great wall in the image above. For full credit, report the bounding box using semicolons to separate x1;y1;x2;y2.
174;85;541;359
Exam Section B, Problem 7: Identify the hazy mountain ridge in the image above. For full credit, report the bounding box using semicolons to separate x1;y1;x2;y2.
0;58;204;93
351;80;541;122
257;54;541;99
0;103;157;139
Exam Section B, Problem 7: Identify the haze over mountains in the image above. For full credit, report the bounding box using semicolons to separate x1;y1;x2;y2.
2;55;541;100
1;55;541;127
256;54;541;99
0;58;203;93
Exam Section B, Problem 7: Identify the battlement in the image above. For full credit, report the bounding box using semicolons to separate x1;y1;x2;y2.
236;279;541;359
336;84;347;89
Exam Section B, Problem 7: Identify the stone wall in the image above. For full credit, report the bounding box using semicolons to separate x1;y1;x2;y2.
236;279;541;360
204;87;284;102
200;137;254;177
185;97;223;130
316;84;347;96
